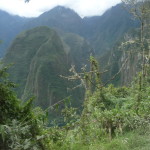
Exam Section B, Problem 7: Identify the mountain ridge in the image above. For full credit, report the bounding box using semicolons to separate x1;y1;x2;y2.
0;3;138;57
0;9;31;57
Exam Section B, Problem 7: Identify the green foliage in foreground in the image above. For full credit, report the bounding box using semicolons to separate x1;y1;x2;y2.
55;126;150;150
0;57;150;149
0;65;50;149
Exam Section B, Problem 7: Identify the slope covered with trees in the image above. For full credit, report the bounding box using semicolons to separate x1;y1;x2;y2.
3;26;70;109
3;26;91;109
0;0;150;149
100;0;150;86
0;10;30;57
0;54;150;149
0;3;138;57
23;4;138;55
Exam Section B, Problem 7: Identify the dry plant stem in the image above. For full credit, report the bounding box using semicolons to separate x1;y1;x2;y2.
103;57;129;86
45;96;71;111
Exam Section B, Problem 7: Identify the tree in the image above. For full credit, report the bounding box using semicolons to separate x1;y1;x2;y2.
0;65;50;150
122;0;150;83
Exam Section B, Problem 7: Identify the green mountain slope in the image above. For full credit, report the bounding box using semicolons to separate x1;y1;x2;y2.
57;30;91;70
0;10;30;57
3;26;70;108
1;4;138;57
3;26;91;109
85;4;139;54
100;27;150;86
23;4;138;55
24;6;83;35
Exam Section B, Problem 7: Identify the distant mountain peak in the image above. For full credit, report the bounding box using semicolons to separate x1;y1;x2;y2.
41;5;81;19
50;5;76;13
53;5;70;11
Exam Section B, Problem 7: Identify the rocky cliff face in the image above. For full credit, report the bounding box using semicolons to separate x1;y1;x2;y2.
101;27;150;86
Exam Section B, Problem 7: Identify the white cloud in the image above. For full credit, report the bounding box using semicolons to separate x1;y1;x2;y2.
0;0;121;17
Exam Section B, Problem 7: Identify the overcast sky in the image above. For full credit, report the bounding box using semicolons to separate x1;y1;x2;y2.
0;0;121;18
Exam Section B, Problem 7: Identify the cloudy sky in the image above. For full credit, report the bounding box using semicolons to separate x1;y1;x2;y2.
0;0;121;17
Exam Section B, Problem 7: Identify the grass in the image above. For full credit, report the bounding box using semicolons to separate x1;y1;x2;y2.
57;126;150;150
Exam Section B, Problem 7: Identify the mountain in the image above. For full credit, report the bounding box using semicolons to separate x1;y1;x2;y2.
83;4;139;54
100;28;147;86
0;10;31;57
3;26;91;109
3;26;70;108
21;4;139;55
24;6;83;35
1;4;138;57
1;3;141;90
23;4;138;54
56;29;91;70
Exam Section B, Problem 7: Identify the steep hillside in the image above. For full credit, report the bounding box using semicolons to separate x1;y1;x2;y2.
100;27;150;86
24;6;83;35
84;4;139;54
1;4;138;57
3;26;91;109
1;3;141;88
57;29;91;70
23;4;138;55
0;10;30;57
3;26;70;108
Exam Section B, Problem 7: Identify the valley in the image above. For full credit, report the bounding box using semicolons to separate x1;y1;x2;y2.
0;1;150;149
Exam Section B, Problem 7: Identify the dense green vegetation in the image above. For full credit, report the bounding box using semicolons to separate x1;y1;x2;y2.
3;26;91;110
23;4;138;55
0;65;50;149
0;1;150;150
0;55;150;149
3;26;70;109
